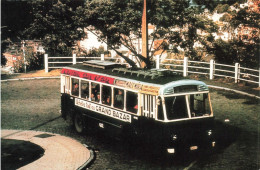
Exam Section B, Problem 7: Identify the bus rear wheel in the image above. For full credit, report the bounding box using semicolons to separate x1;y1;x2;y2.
74;113;85;134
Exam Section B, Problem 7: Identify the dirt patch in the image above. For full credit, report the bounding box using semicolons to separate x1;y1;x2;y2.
16;69;61;78
1;139;44;170
1;69;61;80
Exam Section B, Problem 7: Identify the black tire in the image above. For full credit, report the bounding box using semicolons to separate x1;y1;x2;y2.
74;113;85;134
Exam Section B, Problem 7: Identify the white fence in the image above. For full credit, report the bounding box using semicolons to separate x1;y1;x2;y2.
157;57;260;87
44;54;260;87
44;54;124;72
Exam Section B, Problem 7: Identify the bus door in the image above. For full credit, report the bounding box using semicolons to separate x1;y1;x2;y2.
141;94;156;119
61;76;73;119
139;94;157;140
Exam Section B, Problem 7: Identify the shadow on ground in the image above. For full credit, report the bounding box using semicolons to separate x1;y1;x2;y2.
1;139;44;170
80;119;240;169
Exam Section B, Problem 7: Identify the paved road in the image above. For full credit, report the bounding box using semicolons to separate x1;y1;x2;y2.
1;79;259;169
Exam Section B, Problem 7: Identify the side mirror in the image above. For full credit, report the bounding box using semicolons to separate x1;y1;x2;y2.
157;99;161;105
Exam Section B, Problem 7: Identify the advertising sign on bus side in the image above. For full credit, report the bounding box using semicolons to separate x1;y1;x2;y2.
75;98;131;123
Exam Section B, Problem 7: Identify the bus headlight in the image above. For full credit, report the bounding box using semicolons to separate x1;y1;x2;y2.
172;134;177;141
207;130;212;136
167;148;175;154
212;141;216;147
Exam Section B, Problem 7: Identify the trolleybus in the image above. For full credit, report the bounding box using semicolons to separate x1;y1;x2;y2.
60;60;215;154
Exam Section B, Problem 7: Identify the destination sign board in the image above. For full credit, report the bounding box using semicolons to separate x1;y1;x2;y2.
114;79;142;91
61;68;115;85
115;79;160;95
75;98;131;123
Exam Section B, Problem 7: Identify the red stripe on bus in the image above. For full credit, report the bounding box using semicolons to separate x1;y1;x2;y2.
61;68;115;85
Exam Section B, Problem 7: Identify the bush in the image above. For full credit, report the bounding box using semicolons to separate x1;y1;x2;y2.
215;4;230;13
220;13;232;22
13;59;25;73
27;53;44;71
13;52;44;73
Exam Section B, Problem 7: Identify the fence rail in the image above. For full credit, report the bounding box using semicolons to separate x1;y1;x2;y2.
44;54;126;72
44;54;260;87
157;57;259;87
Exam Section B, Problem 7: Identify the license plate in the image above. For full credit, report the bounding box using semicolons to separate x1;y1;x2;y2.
190;146;198;150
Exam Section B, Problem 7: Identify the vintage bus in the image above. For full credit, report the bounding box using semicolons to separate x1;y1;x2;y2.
60;60;215;154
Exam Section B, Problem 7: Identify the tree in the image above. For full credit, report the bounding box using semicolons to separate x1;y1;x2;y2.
215;4;230;14
1;40;8;66
24;0;85;56
215;4;260;68
75;0;217;68
1;1;33;66
212;38;258;68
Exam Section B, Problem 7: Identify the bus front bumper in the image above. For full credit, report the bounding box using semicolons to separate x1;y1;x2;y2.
167;141;216;154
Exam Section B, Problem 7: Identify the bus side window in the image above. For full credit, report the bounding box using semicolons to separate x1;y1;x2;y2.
71;78;79;96
126;91;138;114
81;80;89;99
91;83;100;102
114;88;124;109
102;85;111;105
189;94;210;117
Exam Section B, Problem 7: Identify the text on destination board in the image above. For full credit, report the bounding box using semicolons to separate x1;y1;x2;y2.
61;68;115;84
75;98;131;123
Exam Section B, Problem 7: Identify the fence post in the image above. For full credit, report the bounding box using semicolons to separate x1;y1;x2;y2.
210;59;215;80
101;54;104;61
156;55;160;69
183;57;188;77
44;54;48;73
73;54;76;64
235;63;240;83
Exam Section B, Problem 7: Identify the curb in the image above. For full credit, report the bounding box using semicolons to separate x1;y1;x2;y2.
77;144;96;170
1;76;60;82
208;85;260;99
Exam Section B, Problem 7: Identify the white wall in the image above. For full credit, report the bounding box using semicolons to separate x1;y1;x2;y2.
79;30;107;51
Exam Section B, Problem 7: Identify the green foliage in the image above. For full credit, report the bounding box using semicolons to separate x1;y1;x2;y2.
85;46;105;57
22;0;258;69
213;39;259;68
1;40;9;66
1;1;32;66
230;7;260;29
76;0;217;67
213;39;237;64
25;0;85;56
220;13;232;22
215;4;230;13
12;47;44;73
1;1;33;40
193;0;219;11
13;59;25;73
25;47;44;71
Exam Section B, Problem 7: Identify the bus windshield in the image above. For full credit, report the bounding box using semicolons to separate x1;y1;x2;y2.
165;93;211;120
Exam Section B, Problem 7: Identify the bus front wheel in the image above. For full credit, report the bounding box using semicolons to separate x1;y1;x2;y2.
74;113;85;134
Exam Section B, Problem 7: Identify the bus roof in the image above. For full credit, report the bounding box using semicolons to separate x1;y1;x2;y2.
65;62;186;85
